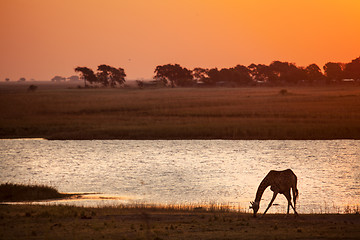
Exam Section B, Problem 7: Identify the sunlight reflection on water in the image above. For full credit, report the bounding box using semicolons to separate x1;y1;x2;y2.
0;139;359;213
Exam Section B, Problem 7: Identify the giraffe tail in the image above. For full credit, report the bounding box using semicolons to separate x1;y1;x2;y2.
293;174;299;200
294;188;299;200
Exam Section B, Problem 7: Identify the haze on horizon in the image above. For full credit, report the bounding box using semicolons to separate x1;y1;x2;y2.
0;0;359;81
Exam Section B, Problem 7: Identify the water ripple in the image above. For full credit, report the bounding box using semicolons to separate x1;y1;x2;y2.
0;139;359;213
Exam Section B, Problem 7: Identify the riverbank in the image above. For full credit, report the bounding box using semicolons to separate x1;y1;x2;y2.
1;84;360;140
1;204;359;240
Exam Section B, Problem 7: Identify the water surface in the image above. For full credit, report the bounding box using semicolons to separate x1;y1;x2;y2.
0;139;359;213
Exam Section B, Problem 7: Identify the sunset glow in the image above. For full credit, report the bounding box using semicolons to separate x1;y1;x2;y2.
0;0;359;80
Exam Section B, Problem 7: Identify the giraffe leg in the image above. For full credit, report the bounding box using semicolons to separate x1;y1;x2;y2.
262;191;278;216
292;187;298;210
284;191;299;216
283;191;291;216
287;201;290;215
290;203;299;216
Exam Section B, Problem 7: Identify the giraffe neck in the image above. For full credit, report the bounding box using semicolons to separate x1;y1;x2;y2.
255;177;271;202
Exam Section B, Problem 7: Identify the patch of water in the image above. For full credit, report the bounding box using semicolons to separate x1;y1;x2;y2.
0;139;359;213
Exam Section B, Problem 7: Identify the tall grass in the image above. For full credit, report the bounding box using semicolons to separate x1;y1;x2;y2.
112;202;245;213
1;86;360;139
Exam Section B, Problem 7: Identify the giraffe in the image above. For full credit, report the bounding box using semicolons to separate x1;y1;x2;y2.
250;169;299;217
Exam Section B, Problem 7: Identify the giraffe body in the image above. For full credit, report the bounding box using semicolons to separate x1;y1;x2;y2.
250;169;299;217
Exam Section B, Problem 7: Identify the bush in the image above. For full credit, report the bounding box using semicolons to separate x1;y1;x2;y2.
279;89;288;95
27;85;38;92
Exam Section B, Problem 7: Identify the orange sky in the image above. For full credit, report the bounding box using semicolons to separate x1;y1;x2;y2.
0;0;359;81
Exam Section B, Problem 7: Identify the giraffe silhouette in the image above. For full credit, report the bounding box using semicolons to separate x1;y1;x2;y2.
250;169;299;217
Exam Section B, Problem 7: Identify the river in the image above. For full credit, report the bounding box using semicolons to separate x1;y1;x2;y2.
0;139;359;213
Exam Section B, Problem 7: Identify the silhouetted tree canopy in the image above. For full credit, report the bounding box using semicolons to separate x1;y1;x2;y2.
268;61;307;84
216;65;252;86
344;57;360;80
51;76;66;82
192;67;209;83
154;64;193;87
67;75;80;82
74;67;97;87
232;65;252;85
323;62;344;81
206;68;220;85
248;64;272;83
109;67;126;87
305;64;323;83
97;64;126;87
72;56;360;89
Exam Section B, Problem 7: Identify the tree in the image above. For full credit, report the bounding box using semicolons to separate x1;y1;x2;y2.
67;75;80;82
74;67;98;87
108;67;126;87
287;65;307;84
51;76;66;82
344;57;360;80
269;61;306;85
268;61;289;84
97;64;126;87
230;65;252;85
206;68;220;85
154;64;193;87
305;64;323;83
323;62;344;82
248;64;271;83
192;68;209;83
5;78;10;82
18;77;26;82
97;64;111;86
202;66;252;86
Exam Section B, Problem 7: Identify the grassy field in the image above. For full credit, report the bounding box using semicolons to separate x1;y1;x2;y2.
1;83;360;139
1;204;359;240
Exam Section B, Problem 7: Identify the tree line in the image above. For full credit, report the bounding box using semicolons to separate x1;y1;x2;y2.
74;57;360;88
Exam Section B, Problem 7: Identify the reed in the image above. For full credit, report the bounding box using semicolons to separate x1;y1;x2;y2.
112;202;241;213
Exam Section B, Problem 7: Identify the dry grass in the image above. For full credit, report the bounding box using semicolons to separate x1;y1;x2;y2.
0;182;358;239
1;83;360;139
0;204;359;240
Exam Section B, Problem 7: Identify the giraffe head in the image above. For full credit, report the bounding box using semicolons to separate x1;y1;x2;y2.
249;201;260;217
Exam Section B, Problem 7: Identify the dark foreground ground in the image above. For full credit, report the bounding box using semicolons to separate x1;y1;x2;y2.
0;205;359;240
